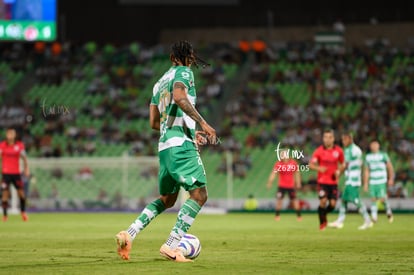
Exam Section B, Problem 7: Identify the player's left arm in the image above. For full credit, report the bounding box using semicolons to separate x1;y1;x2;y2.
363;164;370;192
294;169;302;190
20;149;30;177
337;162;346;176
173;82;216;144
386;159;395;187
149;104;160;131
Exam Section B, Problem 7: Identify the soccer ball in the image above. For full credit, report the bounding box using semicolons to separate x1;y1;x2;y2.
178;234;201;259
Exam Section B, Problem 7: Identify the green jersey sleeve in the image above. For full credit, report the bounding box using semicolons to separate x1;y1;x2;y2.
150;94;158;105
173;66;193;89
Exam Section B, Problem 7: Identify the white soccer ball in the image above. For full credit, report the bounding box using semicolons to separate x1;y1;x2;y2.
178;234;202;259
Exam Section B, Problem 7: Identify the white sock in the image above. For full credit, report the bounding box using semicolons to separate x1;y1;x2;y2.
337;205;346;223
384;199;393;216
127;220;143;240
165;232;181;249
371;204;378;221
359;205;371;223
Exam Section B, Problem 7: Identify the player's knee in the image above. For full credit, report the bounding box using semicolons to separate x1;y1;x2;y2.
319;196;327;206
160;195;177;209
17;190;25;199
318;190;327;200
190;187;208;206
195;193;208;206
164;199;176;208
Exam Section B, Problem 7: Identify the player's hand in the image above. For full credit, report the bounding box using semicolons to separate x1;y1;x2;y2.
318;166;327;173
266;183;272;190
200;121;218;145
195;131;208;146
334;169;341;179
24;169;30;178
363;185;368;192
388;178;394;187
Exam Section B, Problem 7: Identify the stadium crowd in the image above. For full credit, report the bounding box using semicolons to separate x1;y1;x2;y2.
0;40;413;195
0;42;228;157
222;41;414;182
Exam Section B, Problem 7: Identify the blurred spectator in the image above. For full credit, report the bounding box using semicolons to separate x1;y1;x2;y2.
75;166;93;181
333;18;346;33
112;191;124;209
51;167;63;179
49;183;60;209
239;38;250;63
29;185;40;199
217;152;252;179
251;37;267;63
51;42;62;56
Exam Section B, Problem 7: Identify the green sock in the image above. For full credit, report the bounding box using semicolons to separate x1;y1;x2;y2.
166;199;201;248
127;198;165;239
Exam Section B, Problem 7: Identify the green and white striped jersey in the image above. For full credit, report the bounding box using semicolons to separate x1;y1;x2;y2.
151;66;197;152
344;143;363;186
365;151;390;185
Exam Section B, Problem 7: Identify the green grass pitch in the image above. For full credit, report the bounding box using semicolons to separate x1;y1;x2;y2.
1;213;413;274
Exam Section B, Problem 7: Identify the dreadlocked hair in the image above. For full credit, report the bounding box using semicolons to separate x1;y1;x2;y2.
171;40;210;68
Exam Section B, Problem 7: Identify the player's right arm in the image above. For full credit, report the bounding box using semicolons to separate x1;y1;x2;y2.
149;104;160;131
172;82;217;144
309;149;327;173
266;169;276;190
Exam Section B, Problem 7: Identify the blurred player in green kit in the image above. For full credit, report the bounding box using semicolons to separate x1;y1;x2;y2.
364;140;394;223
328;132;372;230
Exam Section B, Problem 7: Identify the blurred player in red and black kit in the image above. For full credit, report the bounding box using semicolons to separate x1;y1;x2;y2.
266;149;302;221
309;129;344;231
0;128;30;221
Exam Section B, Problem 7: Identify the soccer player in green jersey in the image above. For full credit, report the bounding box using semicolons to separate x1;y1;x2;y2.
363;140;394;223
328;133;373;230
116;41;217;262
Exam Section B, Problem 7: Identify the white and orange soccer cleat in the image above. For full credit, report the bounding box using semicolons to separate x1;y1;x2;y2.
115;231;132;260
159;244;193;263
358;221;374;230
21;212;28;222
328;221;344;229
